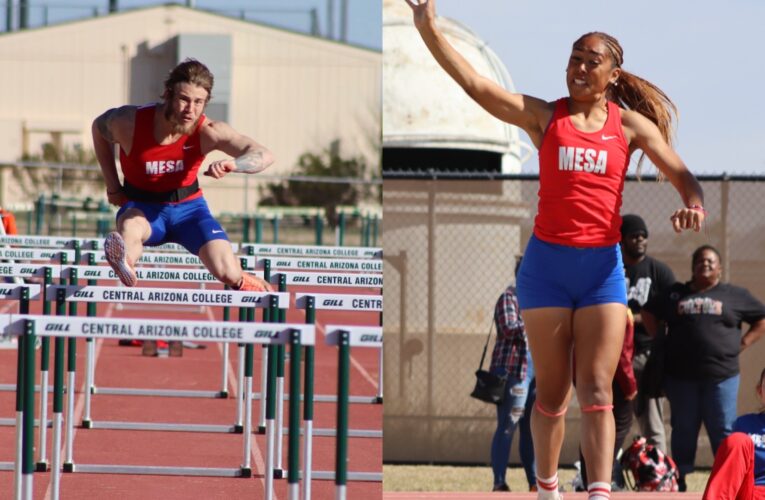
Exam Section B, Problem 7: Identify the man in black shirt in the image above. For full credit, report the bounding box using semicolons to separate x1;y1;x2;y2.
621;214;675;454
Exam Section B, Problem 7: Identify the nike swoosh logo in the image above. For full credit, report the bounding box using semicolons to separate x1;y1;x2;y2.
212;229;225;234
602;134;618;141
183;145;194;150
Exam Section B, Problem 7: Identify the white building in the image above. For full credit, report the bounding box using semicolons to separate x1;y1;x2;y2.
0;4;380;211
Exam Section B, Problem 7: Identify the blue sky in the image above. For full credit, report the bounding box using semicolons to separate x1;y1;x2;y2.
435;0;765;175
2;0;381;50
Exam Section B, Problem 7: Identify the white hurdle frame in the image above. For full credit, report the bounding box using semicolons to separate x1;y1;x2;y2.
46;283;288;437
3;312;314;500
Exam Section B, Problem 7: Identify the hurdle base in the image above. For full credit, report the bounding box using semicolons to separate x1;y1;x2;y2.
234;424;243;434
239;467;252;478
35;461;49;472
217;391;229;398
63;462;75;473
81;419;92;429
273;468;284;479
257;425;266;434
374;396;383;404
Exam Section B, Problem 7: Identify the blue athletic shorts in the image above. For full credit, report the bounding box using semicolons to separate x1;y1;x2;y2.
516;234;627;310
116;196;228;255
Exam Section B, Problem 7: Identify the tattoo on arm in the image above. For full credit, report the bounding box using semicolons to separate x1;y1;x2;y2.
234;151;267;173
96;110;116;143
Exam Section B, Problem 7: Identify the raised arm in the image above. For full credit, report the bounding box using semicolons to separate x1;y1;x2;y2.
622;109;705;233
92;105;136;206
200;120;274;179
405;0;551;145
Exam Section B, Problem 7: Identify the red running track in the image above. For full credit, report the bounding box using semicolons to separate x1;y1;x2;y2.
385;493;702;499
0;279;382;499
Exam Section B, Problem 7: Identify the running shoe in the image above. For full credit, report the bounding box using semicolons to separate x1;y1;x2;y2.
104;232;138;287
168;341;183;357
237;272;272;292
142;340;158;357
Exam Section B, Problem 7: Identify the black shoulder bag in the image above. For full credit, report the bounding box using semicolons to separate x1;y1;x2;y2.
469;323;507;405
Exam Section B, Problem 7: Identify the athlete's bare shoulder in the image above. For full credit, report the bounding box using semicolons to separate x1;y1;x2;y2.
199;118;235;136
95;105;137;144
618;107;658;146
523;96;557;148
198;118;239;149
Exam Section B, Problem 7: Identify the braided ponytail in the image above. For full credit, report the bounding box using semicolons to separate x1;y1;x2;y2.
575;32;678;174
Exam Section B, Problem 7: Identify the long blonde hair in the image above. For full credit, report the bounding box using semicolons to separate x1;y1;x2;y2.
574;32;677;173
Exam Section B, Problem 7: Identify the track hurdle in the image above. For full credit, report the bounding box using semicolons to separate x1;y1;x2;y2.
296;296;383;500
3;312;314;500
325;325;384;499
0;258;69;472
0;286;32;499
59;263;264;403
293;292;383;439
45;282;288;437
300;290;383;404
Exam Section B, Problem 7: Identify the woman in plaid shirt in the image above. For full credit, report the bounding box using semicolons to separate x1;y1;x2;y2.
490;258;537;492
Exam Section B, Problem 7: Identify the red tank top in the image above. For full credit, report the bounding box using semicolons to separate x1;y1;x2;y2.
535;98;629;246
119;104;206;202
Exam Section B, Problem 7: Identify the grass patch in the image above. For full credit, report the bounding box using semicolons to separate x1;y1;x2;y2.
383;464;711;493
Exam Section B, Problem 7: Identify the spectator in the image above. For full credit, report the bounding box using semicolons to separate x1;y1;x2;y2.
702;366;765;500
490;257;537;492
0;207;18;235
643;245;765;491
620;213;675;453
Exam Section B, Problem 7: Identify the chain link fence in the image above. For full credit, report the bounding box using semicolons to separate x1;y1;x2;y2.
383;174;765;466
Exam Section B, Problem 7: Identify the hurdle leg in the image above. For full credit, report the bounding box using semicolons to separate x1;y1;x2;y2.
37;369;49;467
335;332;351;500
82;338;94;427
287;332;302;500
241;345;254;476
275;344;285;477
221;301;231;398
376;347;383;403
259;345;268;432
21;323;37;500
302;345;315;500
14;333;25;499
50;337;65;500
220;342;230;397
64;338;76;471
242;374;254;471
36;337;50;471
235;343;245;431
265;344;278;500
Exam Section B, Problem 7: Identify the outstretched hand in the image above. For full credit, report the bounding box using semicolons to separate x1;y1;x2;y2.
670;206;706;233
404;0;436;30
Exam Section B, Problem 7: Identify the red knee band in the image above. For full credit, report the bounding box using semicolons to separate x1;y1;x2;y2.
535;400;567;417
581;404;614;413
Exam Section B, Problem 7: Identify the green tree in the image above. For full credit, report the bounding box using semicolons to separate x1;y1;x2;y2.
260;140;379;227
